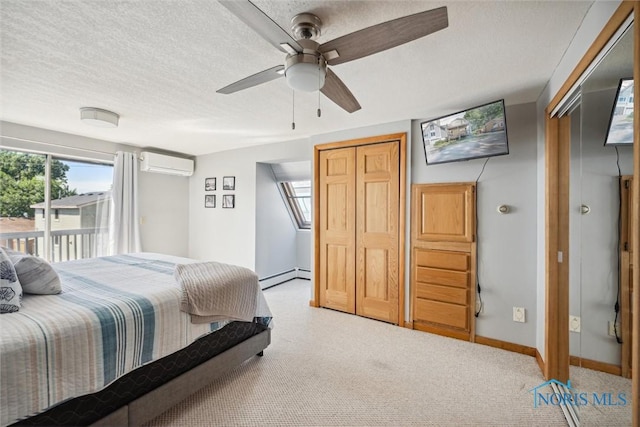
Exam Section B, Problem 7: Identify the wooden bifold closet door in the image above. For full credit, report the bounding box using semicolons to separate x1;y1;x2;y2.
318;141;400;324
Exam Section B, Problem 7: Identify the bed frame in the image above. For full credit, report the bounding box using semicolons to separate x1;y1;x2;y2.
93;327;271;427
14;323;271;427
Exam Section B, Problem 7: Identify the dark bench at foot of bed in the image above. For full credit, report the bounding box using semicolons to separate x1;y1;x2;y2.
14;322;271;427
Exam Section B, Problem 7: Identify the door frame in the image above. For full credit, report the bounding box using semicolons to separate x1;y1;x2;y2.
312;133;407;326
543;2;639;423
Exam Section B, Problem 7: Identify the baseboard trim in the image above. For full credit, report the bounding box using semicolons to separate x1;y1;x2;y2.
569;355;622;376
536;349;545;375
404;321;414;329
413;322;471;341
475;336;536;357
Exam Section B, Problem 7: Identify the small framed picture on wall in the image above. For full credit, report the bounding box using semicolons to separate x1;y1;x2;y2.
223;176;235;190
205;177;216;191
205;195;216;208
222;194;235;209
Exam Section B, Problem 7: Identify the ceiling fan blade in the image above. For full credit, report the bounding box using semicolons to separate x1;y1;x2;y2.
217;65;284;94
219;0;303;54
319;6;448;66
321;69;361;113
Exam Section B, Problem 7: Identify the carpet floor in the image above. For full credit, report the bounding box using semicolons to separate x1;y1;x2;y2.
144;279;631;426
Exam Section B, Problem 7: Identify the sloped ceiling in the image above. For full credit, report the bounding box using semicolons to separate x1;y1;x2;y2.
0;1;594;156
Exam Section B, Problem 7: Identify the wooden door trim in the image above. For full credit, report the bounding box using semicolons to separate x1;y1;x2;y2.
633;5;639;425
314;133;406;152
544;114;571;383
313;133;407;326
544;2;638;423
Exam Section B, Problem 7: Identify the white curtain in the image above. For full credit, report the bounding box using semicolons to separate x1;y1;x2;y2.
91;191;111;258
108;151;141;254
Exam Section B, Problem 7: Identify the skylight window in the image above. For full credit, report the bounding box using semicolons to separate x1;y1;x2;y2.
281;180;311;229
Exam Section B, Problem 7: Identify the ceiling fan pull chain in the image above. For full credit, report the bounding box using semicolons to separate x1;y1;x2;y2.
317;63;322;118
291;90;296;130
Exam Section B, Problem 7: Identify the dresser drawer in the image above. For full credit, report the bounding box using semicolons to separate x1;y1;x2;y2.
416;283;467;305
416;267;468;288
415;298;468;330
415;249;469;271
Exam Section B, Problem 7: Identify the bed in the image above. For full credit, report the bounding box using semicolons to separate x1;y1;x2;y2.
0;252;272;426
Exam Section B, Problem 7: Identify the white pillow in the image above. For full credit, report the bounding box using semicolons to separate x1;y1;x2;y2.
5;250;61;295
0;247;22;313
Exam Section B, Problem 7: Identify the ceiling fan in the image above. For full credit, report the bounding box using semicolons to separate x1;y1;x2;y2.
217;1;448;113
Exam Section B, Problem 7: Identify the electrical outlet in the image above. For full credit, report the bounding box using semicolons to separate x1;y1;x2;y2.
513;307;525;323
569;315;581;333
608;321;620;337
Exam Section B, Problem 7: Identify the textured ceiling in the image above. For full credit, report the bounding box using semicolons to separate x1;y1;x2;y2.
1;1;594;156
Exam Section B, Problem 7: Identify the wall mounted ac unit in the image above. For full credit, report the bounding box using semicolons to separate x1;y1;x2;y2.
140;151;194;176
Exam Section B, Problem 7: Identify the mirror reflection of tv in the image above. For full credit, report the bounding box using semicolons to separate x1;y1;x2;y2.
421;99;509;165
604;78;634;146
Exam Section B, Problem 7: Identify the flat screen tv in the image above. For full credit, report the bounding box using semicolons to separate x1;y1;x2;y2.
421;99;509;165
604;78;634;146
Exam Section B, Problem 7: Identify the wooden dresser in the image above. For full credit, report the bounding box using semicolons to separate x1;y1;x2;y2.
411;183;476;341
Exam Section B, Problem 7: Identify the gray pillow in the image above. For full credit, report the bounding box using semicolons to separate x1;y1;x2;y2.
5;250;61;295
0;247;22;313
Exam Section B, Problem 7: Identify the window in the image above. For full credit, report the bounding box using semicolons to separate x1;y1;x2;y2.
0;148;113;261
281;180;311;229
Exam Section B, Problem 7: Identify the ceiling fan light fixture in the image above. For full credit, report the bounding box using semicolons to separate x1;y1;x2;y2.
80;107;119;128
285;53;326;92
286;62;325;92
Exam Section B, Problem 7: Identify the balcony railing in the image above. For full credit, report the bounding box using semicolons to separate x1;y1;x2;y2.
0;228;109;262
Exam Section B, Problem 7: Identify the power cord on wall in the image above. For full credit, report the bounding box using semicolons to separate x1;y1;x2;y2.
613;147;622;344
474;158;490;317
475;158;490;183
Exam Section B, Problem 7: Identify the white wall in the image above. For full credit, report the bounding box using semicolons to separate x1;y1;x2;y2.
188;138;310;267
412;102;538;347
254;163;297;279
1;121;191;257
138;170;190;257
534;0;622;359
297;230;311;271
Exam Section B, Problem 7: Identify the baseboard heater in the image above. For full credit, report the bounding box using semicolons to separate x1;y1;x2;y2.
259;268;310;289
297;268;311;280
551;382;579;427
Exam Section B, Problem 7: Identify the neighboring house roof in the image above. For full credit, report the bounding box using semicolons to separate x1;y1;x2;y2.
30;192;111;209
447;118;470;129
0;217;36;233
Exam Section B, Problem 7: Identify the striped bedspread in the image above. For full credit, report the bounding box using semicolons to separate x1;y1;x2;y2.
0;253;272;426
